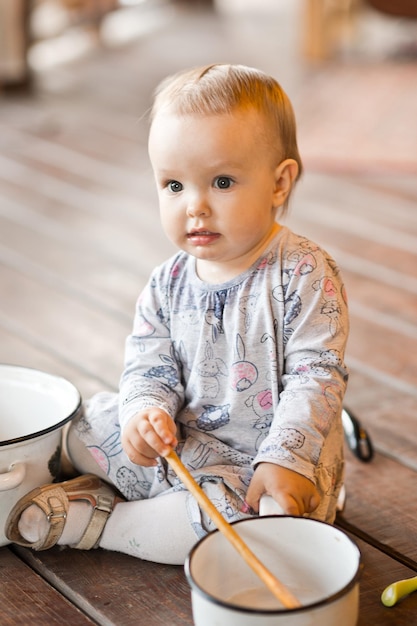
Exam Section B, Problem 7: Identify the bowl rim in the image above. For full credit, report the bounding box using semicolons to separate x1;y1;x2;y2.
185;515;362;615
0;364;82;447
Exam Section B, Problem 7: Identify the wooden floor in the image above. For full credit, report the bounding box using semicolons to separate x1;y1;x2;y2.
1;1;417;624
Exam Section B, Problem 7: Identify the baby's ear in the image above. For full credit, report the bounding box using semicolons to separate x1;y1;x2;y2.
272;159;299;206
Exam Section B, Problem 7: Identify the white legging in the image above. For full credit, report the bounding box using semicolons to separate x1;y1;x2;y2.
66;426;200;565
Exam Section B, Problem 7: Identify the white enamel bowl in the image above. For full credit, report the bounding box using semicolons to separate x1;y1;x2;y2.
0;364;81;546
185;515;361;626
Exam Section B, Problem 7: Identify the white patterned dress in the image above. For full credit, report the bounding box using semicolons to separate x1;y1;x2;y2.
73;226;349;535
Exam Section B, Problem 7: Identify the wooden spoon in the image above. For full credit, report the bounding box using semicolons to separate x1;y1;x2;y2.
166;450;301;609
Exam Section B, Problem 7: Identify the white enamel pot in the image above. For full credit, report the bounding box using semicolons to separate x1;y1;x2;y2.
185;515;361;626
0;364;81;546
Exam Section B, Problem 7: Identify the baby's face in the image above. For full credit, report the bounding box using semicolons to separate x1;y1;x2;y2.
148;107;294;283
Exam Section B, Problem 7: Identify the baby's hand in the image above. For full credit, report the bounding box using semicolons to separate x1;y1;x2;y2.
244;463;320;517
121;407;178;467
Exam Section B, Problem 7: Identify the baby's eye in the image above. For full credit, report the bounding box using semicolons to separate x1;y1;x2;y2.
167;180;183;193
214;176;233;190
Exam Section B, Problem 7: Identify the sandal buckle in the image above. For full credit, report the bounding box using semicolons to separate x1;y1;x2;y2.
46;510;67;522
95;494;113;514
45;494;67;523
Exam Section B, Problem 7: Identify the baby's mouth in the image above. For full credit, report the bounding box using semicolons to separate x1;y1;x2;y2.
188;229;214;236
187;230;220;245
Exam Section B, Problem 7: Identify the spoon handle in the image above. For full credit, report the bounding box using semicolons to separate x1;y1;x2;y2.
166;450;301;609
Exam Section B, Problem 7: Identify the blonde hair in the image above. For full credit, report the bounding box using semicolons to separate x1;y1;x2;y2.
150;64;303;213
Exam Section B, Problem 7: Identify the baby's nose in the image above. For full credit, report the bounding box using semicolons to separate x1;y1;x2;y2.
187;197;210;217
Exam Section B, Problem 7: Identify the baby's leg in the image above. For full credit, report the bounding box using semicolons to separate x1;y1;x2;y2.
16;424;200;564
66;421;112;481
17;484;199;564
69;429;197;565
100;491;198;563
67;421;201;562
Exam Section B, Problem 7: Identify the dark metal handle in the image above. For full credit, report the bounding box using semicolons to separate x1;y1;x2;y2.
342;408;374;462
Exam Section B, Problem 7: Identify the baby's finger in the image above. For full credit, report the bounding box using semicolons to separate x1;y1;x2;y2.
271;491;302;516
148;411;178;447
306;491;320;514
123;424;156;457
123;439;158;467
138;417;173;456
242;479;263;513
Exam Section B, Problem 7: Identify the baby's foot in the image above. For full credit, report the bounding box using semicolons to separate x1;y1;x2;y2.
18;501;92;546
7;474;119;550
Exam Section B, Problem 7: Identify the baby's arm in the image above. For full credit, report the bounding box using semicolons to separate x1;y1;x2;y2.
119;262;185;451
244;463;320;516
250;237;348;518
121;407;178;467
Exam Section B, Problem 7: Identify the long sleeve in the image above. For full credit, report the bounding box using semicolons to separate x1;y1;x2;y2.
253;236;349;482
118;264;185;432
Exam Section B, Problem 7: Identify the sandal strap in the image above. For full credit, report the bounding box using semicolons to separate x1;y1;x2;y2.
74;491;114;550
29;486;70;551
6;474;119;552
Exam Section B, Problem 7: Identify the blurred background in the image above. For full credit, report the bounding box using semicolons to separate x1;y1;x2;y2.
0;0;416;466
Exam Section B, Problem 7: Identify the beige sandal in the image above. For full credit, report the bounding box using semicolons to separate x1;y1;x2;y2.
5;474;120;551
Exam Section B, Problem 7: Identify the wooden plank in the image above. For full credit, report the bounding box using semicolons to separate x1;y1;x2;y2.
290;197;417;267
292;172;417;235
0;547;95;625
354;176;417;215
347;281;416;332
0;169;169;274
345;371;417;469
10;532;417;626
0;121;148;193
0;327;105;400
340;452;417;565
347;319;417;389
0;210;141;319
13;546;193;626
352;536;417;626
0;264;127;386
